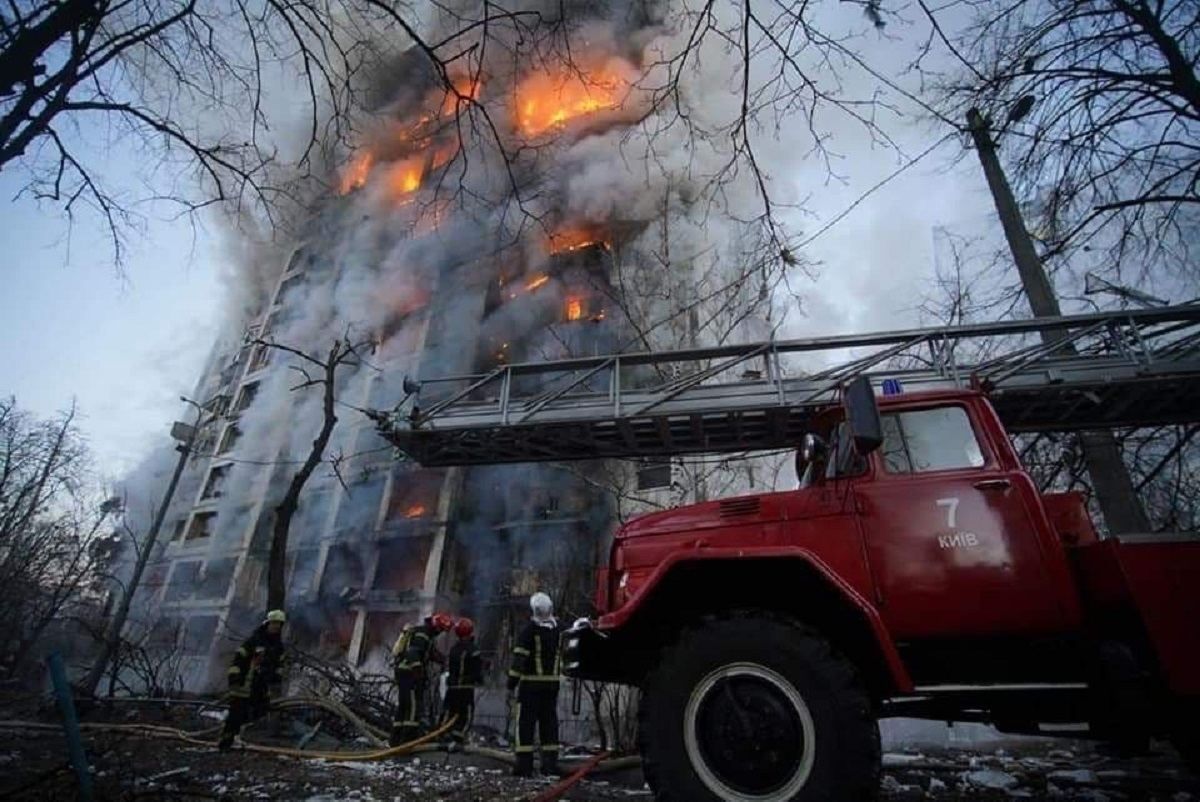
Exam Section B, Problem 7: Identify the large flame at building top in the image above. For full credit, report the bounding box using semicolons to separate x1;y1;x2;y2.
515;63;629;136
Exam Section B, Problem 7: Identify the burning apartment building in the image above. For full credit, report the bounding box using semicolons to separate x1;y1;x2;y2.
114;3;786;694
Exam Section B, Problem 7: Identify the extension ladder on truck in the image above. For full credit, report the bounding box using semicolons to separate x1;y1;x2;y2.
374;306;1200;466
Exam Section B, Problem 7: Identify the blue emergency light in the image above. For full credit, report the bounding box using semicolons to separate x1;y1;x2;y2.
881;378;903;396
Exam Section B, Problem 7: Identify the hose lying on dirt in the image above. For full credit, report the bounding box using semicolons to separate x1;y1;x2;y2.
0;715;453;762
1;695;642;772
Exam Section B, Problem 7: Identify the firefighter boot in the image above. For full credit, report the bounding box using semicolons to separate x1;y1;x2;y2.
540;753;560;776
512;752;535;777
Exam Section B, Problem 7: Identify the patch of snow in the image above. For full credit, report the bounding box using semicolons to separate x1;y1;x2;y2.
965;769;1020;789
1047;768;1099;784
882;752;926;767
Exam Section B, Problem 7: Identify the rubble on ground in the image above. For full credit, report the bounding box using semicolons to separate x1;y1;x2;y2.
0;700;1196;800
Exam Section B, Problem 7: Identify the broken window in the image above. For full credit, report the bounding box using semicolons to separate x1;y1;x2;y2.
201;464;231;499
371;538;431;596
235;382;259;413
196;558;236;600
249;344;270;372
205;394;231;417
185;511;216;540
181;616;219;655
217;425;241;455
359;612;407;667
287;548;320;603
636;459;673;490
319;544;366;599
385;469;444;522
165;561;201;601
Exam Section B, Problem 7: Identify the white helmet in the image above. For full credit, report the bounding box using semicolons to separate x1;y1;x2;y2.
530;592;554;620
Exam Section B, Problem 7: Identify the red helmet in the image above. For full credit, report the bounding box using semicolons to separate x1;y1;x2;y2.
454;618;475;638
430;612;454;632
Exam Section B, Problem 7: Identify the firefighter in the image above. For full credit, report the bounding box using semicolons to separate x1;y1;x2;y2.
390;611;453;746
441;617;483;751
218;609;288;751
508;592;563;777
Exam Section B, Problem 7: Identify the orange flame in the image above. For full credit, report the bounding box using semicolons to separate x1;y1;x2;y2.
515;66;626;136
547;224;611;254
339;151;374;194
441;77;482;116
526;274;550;291
386;156;425;200
404;504;427;518
566;297;584;321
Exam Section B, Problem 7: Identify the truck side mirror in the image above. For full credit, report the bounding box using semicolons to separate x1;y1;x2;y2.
842;376;883;455
795;433;827;480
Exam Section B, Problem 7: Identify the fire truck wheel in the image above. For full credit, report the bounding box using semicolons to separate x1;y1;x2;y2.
638;612;880;802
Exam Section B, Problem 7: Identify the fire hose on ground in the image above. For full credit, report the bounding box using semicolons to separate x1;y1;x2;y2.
0;695;642;772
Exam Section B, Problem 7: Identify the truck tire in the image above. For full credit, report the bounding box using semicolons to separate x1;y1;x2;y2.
638;612;879;802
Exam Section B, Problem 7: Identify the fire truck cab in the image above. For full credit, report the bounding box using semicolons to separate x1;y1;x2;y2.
564;379;1200;802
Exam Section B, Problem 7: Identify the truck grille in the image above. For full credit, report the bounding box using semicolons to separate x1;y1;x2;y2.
719;498;760;518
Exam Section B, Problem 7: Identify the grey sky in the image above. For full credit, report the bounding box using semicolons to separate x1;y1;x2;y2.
0;164;222;480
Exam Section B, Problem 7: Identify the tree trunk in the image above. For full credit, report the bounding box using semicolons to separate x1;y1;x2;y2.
265;344;340;612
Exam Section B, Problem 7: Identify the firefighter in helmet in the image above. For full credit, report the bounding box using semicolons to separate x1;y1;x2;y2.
508;592;563;776
441;617;483;750
391;612;452;746
218;609;288;751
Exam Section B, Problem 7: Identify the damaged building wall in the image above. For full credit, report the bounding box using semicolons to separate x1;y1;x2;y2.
109;0;789;698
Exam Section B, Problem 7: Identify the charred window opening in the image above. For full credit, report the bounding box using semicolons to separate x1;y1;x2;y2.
287;548;321;603
371;538;431;598
358;612;407;667
171;518;187;541
165;561;201;601
205;394;231;417
218;425;241;455
235;382;259;413
181;615;219;655
201;464;231;499
185;511;216;541
249;344;270;372
385;469;444;523
319;544;366;600
196;558;236;600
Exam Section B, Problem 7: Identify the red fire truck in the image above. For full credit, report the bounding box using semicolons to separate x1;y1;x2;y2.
379;306;1200;801
563;379;1199;800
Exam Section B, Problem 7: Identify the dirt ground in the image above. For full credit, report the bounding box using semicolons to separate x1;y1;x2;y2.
0;704;1197;801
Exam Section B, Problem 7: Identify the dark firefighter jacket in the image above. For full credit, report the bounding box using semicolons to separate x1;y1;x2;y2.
227;627;286;698
446;638;484;689
392;619;445;675
507;620;562;691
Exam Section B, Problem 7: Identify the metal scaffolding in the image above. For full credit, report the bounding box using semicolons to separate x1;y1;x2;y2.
375;306;1200;466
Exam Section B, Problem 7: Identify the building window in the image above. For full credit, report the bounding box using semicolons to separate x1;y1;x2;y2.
172;519;187;541
196;558;237;600
881;407;985;474
165;561;201;601
201;464;231;499
148;618;181;650
235;382;259;413
181;615;219;655
636;459;673;490
217;425;241;455
249;344;270;372
186;511;217;540
385;469;444;522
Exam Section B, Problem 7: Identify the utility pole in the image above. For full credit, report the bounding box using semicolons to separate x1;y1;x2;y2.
82;409;203;696
966;109;1150;534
